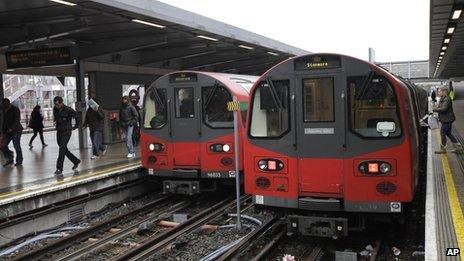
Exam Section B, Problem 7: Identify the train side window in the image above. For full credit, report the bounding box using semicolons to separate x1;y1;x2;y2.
175;88;194;118
202;85;233;128
143;88;167;129
348;73;402;138
302;77;334;122
250;80;290;138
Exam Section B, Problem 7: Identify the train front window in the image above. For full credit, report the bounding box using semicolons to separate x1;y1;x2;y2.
303;78;334;122
250;79;289;138
348;73;401;138
175;88;194;118
202;85;233;128
144;88;167;129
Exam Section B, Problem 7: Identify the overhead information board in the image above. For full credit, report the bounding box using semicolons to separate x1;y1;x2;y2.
5;47;75;69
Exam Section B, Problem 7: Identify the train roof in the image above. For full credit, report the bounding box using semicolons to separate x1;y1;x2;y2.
155;71;258;95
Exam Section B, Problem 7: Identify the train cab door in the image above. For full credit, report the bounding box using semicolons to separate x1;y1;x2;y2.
170;86;201;167
295;75;345;195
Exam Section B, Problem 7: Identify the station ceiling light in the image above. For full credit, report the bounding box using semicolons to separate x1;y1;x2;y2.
49;0;76;6
447;27;455;34
452;9;462;20
441;46;447;50
132;19;165;28
444;38;450;44
197;35;219;41
267;51;279;56
238;44;254;50
440;51;445;55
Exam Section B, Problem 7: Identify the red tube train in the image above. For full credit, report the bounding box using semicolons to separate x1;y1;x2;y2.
141;71;257;194
244;53;427;237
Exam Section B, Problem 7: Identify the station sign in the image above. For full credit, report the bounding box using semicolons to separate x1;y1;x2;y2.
5;46;75;69
169;73;198;83
294;55;341;71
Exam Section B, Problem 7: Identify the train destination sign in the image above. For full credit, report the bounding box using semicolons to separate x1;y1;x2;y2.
5;47;75;69
294;55;341;70
169;73;198;83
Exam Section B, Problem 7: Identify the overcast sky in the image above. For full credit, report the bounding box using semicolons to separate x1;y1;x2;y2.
158;0;429;62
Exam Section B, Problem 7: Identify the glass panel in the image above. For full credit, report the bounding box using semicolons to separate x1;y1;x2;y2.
175;88;194;118
250;80;289;138
303;78;334;122
348;73;401;138
143;88;167;129
202;86;233;128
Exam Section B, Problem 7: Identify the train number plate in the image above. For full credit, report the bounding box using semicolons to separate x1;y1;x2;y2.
148;169;154;175
228;171;236;178
390;202;401;212
255;195;264;204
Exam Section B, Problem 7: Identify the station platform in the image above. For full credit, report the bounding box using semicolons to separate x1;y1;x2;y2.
0;130;142;202
426;92;464;261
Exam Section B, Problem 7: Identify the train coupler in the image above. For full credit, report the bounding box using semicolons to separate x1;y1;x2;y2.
287;215;348;238
163;180;200;195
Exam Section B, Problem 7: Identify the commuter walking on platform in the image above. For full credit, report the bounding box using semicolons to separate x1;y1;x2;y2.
1;99;23;167
83;99;107;159
53;96;81;174
28;105;48;148
433;86;463;154
119;96;139;158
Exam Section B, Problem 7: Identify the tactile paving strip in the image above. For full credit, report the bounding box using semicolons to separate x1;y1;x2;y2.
432;130;461;261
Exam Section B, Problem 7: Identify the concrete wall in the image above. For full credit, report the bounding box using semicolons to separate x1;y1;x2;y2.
88;72;159;110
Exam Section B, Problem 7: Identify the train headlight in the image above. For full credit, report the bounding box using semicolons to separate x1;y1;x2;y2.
379;163;391;173
149;143;164;152
257;159;284;171
258;160;267;170
209;143;231;153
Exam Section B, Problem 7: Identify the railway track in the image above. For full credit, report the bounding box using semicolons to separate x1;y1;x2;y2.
110;196;246;261
12;195;178;261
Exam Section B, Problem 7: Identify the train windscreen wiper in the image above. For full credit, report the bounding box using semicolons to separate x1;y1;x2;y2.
355;71;375;100
152;88;165;110
265;77;283;110
203;82;220;110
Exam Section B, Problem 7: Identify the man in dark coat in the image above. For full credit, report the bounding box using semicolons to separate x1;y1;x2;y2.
83;99;107;159
1;99;23;167
53;96;81;174
433;86;462;154
119;96;139;158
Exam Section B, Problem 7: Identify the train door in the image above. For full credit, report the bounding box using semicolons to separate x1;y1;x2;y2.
295;75;345;195
171;86;201;167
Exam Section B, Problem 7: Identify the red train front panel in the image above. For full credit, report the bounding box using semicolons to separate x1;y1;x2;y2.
141;71;254;194
245;54;420;215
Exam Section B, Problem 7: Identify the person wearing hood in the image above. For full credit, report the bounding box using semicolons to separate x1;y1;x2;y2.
119;96;139;158
83;99;107;159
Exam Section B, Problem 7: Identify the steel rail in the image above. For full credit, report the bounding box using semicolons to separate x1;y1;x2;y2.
112;196;248;261
13;195;173;261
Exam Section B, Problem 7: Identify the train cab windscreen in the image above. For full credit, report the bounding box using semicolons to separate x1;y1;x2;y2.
144;88;167;129
348;72;401;138
202;85;233;128
250;79;290;137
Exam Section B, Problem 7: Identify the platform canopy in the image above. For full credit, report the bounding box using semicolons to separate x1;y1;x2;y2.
0;0;309;76
430;0;464;79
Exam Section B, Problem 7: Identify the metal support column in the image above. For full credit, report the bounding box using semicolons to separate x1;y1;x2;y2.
0;74;4;135
75;60;87;149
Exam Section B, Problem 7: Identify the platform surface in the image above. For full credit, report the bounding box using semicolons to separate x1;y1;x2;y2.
0;130;141;197
426;85;464;261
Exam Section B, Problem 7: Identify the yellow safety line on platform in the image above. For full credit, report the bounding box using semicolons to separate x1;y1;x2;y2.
0;162;140;200
0;189;29;200
440;150;464;251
